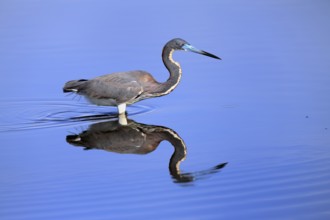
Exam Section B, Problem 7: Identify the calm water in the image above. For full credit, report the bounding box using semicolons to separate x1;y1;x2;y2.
1;1;330;219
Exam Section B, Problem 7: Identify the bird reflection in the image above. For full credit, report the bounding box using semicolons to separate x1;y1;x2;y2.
66;117;227;183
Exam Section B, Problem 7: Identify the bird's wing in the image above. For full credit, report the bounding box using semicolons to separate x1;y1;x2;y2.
83;75;143;104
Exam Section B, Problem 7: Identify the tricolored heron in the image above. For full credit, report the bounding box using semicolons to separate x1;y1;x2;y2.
66;119;227;183
63;38;221;114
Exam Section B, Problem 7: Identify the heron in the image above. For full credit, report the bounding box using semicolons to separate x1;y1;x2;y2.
66;118;227;183
63;38;221;114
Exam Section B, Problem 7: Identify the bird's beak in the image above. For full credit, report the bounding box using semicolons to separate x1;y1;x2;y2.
182;44;221;60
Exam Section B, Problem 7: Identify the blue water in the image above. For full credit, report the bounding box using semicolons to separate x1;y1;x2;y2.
1;1;330;219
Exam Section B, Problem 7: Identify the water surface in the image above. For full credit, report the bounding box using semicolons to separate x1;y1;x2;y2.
1;1;330;219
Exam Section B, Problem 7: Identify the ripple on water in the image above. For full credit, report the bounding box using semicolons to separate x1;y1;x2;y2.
0;99;154;132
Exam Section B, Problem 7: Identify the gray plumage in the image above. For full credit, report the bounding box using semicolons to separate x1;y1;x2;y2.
63;38;220;114
66;119;227;183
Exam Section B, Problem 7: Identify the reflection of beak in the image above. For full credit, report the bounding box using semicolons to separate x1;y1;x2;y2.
182;44;221;60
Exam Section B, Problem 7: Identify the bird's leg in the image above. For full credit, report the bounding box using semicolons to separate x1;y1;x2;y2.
117;103;127;115
118;113;128;126
117;103;127;125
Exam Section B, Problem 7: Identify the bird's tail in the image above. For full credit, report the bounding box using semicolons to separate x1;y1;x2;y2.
63;79;88;93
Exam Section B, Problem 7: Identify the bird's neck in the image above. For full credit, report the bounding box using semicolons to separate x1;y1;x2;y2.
165;129;186;178
152;47;182;96
150;127;187;178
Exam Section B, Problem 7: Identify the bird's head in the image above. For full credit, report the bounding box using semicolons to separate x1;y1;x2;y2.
167;38;221;60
